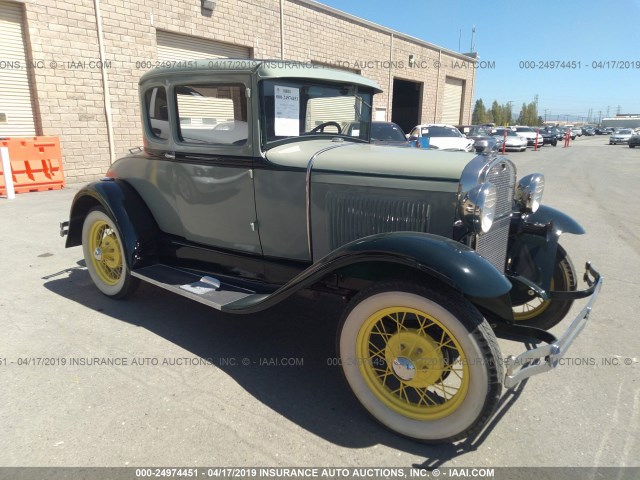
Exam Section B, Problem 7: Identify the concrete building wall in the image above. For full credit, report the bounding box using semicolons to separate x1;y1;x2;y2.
14;0;476;182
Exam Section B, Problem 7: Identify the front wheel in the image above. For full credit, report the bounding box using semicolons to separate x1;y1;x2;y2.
512;244;577;329
338;283;502;443
82;207;139;298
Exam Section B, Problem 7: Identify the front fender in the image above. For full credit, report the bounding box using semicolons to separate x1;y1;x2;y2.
65;179;160;268
524;205;585;236
224;232;513;315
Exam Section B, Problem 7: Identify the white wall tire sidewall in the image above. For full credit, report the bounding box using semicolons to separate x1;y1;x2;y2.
340;291;490;441
82;210;127;297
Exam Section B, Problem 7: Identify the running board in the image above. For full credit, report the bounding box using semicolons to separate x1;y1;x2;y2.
131;264;256;310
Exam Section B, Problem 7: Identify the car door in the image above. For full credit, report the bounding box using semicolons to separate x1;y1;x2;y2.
171;80;262;254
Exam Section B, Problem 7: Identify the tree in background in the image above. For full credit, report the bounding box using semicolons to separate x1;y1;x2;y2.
516;100;542;126
472;99;487;124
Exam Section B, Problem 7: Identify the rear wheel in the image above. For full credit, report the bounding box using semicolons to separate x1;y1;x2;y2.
512;245;576;330
338;282;502;443
82;207;139;298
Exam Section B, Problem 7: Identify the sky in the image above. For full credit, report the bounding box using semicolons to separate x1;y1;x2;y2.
316;0;640;123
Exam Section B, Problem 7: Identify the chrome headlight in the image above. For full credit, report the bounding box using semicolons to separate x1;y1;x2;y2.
461;182;497;234
515;173;545;212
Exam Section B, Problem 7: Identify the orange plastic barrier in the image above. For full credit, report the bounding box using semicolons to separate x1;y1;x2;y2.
0;137;65;195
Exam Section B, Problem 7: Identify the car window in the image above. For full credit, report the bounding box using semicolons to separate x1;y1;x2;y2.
260;80;373;145
175;84;248;145
420;126;462;137
144;86;169;140
371;123;406;142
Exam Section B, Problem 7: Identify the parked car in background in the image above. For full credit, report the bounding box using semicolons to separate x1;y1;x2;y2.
595;127;608;135
628;133;640;148
545;126;565;141
456;125;501;152
491;127;527;151
513;126;541;147
537;128;558;146
583;127;596;136
609;128;634;145
571;127;582;138
344;121;410;146
407;124;475;152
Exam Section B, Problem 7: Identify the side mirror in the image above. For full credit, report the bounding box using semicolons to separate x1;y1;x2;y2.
408;135;418;142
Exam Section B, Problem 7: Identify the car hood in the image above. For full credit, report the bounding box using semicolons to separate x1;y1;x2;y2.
265;139;475;181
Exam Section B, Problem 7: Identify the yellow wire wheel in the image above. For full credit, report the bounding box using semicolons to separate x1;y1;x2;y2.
339;284;502;442
81;207;139;298
356;307;469;420
510;245;577;330
88;219;123;286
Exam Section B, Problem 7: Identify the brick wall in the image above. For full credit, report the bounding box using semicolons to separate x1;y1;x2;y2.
19;0;476;181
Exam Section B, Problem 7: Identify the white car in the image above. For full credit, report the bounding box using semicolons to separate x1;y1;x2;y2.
513;126;544;147
491;127;528;152
408;124;475;152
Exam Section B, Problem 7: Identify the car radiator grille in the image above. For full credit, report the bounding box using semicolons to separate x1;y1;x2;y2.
328;192;430;249
474;159;516;272
475;215;511;272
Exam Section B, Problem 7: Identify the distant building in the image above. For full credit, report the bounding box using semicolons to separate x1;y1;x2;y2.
601;115;640;129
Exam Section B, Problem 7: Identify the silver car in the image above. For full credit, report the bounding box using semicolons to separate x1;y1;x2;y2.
610;128;634;145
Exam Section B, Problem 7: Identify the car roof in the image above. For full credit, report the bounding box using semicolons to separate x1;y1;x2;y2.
139;59;383;93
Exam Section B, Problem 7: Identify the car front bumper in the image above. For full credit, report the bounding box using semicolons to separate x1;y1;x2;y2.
610;138;629;144
503;262;603;388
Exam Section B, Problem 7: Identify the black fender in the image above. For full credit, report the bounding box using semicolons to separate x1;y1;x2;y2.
508;205;585;296
65;178;160;269
224;232;513;317
524;205;585;236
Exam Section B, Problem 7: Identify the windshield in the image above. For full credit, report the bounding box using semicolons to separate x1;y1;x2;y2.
371;123;406;142
420;126;462;138
516;127;533;132
617;129;633;134
494;129;518;137
467;126;490;136
260;80;373;147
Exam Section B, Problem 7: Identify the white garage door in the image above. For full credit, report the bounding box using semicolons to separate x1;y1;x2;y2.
156;30;250;62
0;1;36;136
441;77;464;125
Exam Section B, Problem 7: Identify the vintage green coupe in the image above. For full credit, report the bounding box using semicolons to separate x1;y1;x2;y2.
60;60;602;443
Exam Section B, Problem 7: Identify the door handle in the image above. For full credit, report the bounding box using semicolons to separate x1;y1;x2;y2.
164;152;175;160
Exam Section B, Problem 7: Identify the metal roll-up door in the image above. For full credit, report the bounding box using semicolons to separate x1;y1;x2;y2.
156;30;250;61
0;1;36;136
441;77;464;125
306;97;357;130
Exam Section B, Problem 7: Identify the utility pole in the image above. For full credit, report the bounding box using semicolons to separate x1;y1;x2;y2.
598;110;602;125
616;105;621;115
606;106;610;118
470;25;476;52
544;109;548;122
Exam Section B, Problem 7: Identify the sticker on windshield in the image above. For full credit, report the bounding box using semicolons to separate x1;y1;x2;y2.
274;85;300;136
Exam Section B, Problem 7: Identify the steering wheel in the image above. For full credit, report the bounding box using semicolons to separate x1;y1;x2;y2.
310;121;342;134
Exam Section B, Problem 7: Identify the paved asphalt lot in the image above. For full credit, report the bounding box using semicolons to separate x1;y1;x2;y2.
0;136;638;468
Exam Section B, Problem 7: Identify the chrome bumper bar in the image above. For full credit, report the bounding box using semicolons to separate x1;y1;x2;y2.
59;221;69;237
504;262;603;388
